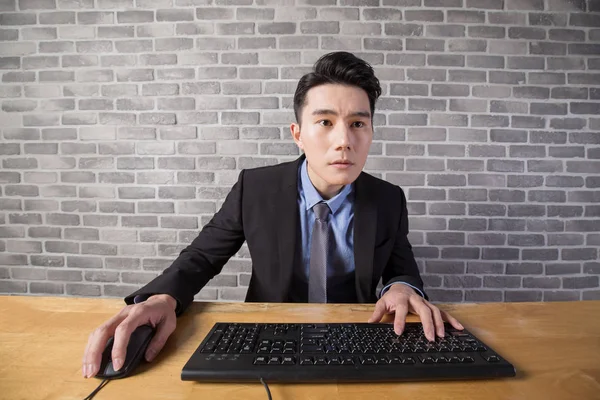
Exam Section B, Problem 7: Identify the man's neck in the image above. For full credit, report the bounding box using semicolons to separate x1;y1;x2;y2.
306;164;344;200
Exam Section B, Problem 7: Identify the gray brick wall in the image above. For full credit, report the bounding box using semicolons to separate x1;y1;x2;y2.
1;0;599;303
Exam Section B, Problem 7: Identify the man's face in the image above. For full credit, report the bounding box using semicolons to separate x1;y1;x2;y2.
291;83;373;198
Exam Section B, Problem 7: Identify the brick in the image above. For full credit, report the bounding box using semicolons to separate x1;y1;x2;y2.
549;146;585;158
390;83;428;96
570;13;600;27
363;7;402;20
510;145;546;158
468;25;505;38
550;29;585;42
383;24;422;39
548;57;585;71
447;160;485;172
430;113;467;127
449;218;487;232
509;27;546;39
472;115;509;127
530;42;566;56
571;102;600;115
408;98;446;111
469;204;506;216
507;175;543;188
482;248;519;260
448;39;487;53
389;113;427;126
489;40;528;55
405;38;444;52
365;38;403;51
427;174;466;187
31;282;64;294
530;103;567;116
489;71;526;85
527;219;564;232
155;38;193;51
568;73;600;84
548;205;583;217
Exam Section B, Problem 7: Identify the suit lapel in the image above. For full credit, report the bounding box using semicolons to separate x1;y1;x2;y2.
273;156;304;301
353;173;377;303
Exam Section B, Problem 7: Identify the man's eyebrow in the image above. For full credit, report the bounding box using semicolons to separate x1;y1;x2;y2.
311;109;372;119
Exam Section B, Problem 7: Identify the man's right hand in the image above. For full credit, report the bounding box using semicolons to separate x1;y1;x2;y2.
82;294;177;378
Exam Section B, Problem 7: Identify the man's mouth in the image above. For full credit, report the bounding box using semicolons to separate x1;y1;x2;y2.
331;159;354;165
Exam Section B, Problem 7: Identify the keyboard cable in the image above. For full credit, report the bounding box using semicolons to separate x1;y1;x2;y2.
260;377;273;400
83;378;110;400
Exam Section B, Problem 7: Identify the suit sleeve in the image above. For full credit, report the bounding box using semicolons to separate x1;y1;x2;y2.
124;170;247;316
380;186;429;301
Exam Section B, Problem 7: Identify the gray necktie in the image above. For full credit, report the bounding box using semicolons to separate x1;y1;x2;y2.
309;202;331;303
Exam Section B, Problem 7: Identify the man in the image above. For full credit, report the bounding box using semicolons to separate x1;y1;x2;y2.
82;51;463;379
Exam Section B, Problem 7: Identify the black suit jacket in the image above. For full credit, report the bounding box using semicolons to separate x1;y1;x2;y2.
125;155;427;316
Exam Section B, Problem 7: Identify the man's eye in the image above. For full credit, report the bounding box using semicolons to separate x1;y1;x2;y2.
352;121;365;128
319;120;332;126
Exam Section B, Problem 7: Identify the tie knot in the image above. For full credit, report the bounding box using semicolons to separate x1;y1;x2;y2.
313;202;331;221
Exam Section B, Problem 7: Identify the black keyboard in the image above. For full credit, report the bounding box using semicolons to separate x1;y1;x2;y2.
181;322;515;382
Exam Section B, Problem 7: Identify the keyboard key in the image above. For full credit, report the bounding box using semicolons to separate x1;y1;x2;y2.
268;356;281;365
301;345;323;353
314;356;328;365
300;356;313;365
282;356;296;365
341;356;355;365
241;344;253;353
254;356;267;365
376;356;389;364
360;356;377;365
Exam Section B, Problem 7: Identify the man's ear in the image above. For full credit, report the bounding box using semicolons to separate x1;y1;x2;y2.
290;122;303;150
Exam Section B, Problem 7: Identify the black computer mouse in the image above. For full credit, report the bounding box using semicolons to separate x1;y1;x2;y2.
96;324;156;379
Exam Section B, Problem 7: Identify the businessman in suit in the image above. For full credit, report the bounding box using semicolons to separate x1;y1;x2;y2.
82;51;463;379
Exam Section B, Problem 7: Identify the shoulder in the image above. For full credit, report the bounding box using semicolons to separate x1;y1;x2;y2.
239;157;301;194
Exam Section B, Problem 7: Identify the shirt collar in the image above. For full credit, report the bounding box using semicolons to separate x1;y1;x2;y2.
299;158;353;215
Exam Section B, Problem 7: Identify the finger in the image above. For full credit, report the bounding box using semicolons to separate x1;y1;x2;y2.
368;300;387;323
82;333;93;378
111;313;144;371
393;302;409;336
83;314;124;378
428;303;445;338
440;309;464;330
414;301;434;342
145;314;176;362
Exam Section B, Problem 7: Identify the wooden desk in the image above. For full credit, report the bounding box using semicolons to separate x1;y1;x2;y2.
0;296;598;400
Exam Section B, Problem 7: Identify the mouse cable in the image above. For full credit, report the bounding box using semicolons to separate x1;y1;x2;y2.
260;377;272;400
83;377;110;400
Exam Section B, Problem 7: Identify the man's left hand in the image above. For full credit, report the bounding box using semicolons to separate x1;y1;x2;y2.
368;284;464;342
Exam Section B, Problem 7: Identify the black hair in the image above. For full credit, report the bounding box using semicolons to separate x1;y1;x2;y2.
293;51;382;126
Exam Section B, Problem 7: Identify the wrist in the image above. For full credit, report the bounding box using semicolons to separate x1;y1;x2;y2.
150;294;177;312
388;283;416;296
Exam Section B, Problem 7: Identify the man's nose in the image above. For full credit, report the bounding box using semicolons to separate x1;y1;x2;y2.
334;125;351;151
